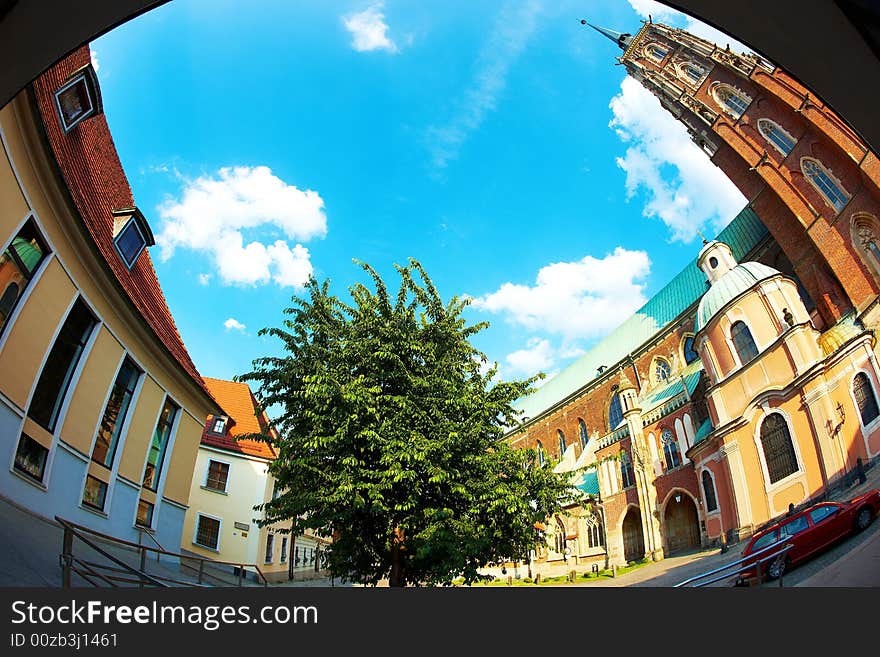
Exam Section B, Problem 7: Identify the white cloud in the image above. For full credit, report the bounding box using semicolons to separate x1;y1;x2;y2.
90;49;100;73
426;0;542;169
197;273;211;286
470;247;651;342
343;3;398;53
157;166;326;288
505;338;555;377
224;318;246;332
609;77;746;242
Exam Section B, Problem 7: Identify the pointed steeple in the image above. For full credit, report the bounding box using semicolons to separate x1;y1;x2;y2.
581;20;632;50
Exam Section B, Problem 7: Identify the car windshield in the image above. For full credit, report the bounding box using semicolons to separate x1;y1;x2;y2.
750;530;779;552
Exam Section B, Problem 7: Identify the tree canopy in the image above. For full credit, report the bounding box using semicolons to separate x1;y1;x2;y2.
239;259;574;586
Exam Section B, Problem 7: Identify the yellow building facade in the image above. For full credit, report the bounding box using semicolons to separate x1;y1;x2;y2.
0;47;220;550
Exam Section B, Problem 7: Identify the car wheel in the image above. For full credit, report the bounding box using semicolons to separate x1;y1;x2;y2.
855;507;873;532
766;556;789;580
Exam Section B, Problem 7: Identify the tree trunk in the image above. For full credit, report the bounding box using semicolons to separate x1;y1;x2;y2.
389;527;406;587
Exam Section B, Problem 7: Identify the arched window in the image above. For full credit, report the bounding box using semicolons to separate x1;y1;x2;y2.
586;515;604;548
760;413;799;484
801;157;850;213
646;43;668;62
620;451;635;488
756;118;796;156
702;470;718;512
608;392;624;430
557;429;566;456
677;61;705;84
711;83;752;119
853;372;880;426
852;213;880;277
536;440;545;467
661;428;681;470
654;357;672;385
731;321;759;365
555;518;566;554
578;418;588;449
683;335;699;365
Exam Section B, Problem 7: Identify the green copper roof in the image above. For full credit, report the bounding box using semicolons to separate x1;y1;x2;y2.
572;468;600;497
10;237;44;274
513;206;767;421
693;417;713;445
640;361;704;413
694;261;780;332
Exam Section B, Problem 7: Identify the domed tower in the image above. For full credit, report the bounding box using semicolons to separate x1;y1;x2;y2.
694;240;821;392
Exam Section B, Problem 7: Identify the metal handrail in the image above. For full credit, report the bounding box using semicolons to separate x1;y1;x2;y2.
57;516;167;588
674;537;794;587
57;516;268;587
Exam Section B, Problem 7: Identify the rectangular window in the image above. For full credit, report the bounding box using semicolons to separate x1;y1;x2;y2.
81;475;108;510
265;533;274;563
211;416;227;434
13;433;49;481
114;220;147;269
195;514;221;550
28;298;96;432
205;459;229;492
280;536;288;563
135;500;154;528
0;220;49;338
91;358;141;468
142;398;178;491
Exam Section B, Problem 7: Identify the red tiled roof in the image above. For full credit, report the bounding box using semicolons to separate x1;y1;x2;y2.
201;377;277;460
31;46;217;406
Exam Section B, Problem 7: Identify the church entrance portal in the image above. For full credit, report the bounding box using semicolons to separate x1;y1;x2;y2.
622;507;645;563
664;493;700;554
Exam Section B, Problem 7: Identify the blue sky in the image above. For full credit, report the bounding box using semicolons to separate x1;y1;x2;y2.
91;0;751;390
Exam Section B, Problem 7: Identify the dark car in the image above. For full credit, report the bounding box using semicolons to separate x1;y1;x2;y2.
737;488;880;583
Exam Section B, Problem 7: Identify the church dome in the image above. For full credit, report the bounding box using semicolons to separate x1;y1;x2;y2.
695;261;781;332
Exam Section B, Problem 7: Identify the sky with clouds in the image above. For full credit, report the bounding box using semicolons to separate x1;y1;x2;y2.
92;0;753;392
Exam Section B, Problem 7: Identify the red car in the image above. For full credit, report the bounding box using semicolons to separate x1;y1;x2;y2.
737;489;880;583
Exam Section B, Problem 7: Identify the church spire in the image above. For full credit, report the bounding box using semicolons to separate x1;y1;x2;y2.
580;20;632;50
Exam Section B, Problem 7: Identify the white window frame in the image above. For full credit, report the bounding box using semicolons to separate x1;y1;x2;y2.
676;60;706;86
112;217;147;270
651;356;673;386
756;118;797;157
265;532;275;564
801;157;851;214
710;82;752;119
211;416;228;434
753;409;806;499
849;368;880;436
193;512;223;552
53;70;97;133
203;458;231;493
700;468;720;516
644;42;668;62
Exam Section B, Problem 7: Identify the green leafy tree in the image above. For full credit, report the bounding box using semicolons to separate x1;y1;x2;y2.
238;259;574;586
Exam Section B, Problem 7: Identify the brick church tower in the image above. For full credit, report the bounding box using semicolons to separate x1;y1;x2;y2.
589;19;880;331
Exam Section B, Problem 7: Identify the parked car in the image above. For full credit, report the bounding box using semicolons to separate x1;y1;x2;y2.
736;489;880;584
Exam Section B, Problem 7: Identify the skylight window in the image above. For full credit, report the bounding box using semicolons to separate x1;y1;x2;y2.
54;65;102;133
111;207;155;270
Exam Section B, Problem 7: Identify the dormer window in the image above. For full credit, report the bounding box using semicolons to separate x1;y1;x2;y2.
111;208;155;269
54;64;102;133
211;416;228;434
